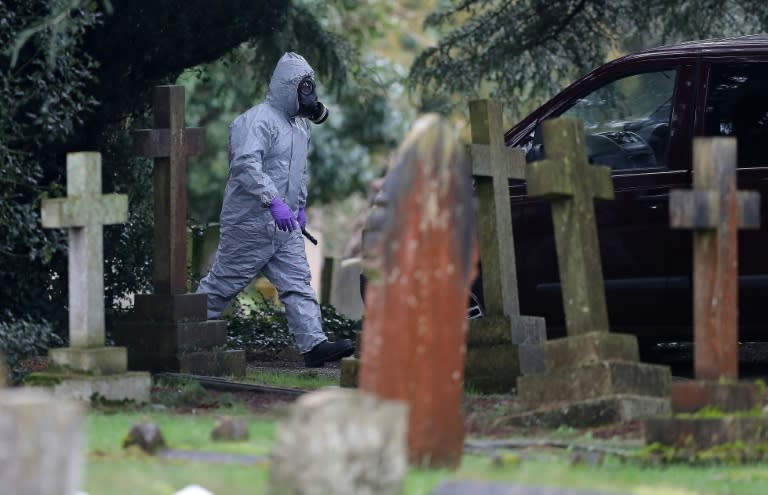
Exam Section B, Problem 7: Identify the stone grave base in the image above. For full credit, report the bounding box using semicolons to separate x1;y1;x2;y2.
339;332;363;388
645;416;768;450
340;356;359;388
670;380;758;413
516;361;671;408
113;315;246;377
500;394;670;428
25;370;151;403
128;349;246;377
464;315;521;393
49;345;127;374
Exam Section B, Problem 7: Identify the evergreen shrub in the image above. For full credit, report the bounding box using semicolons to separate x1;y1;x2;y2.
226;297;361;353
0;311;63;384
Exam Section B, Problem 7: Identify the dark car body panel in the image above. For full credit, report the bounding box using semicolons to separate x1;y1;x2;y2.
504;35;768;341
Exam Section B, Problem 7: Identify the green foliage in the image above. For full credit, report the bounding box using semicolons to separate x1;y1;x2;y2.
1;1;354;332
0;1;101;329
410;0;768;120
226;297;361;352
180;1;412;222
0;312;63;384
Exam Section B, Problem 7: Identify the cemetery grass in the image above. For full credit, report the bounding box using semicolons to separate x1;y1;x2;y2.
83;383;768;495
241;369;339;389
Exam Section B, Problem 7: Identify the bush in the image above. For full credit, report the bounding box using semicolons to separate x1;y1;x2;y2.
0;312;64;384
226;297;361;353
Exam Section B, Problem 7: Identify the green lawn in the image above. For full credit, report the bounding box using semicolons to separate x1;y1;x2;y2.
241;369;339;390
84;409;768;495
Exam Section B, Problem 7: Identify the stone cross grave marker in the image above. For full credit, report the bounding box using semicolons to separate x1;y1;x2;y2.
359;114;478;468
134;85;206;295
112;85;245;377
41;152;127;360
38;152;151;401
467;99;524;317
507;118;670;428
645;137;764;450
669;137;760;380
526;117;614;335
464;99;546;389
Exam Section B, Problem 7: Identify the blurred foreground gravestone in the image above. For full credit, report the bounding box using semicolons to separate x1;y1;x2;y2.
357;114;478;468
0;388;84;495
503;118;670;428
112;85;245;376
269;388;408;495
464;99;546;393
28;152;150;402
645;137;767;452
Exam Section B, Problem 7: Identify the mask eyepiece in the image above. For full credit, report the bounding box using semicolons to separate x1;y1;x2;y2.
298;78;315;96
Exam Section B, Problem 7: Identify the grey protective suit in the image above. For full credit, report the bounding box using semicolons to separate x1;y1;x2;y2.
197;52;326;353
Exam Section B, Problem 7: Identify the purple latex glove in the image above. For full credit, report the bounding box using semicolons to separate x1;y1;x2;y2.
269;197;298;232
297;207;307;229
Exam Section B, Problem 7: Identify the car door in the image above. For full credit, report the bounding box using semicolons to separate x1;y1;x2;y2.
696;60;768;341
512;64;695;342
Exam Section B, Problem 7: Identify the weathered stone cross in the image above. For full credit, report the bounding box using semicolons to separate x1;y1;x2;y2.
526;117;614;335
669;138;760;380
42;152;128;348
134;85;206;295
463;99;546;387
467;99;526;317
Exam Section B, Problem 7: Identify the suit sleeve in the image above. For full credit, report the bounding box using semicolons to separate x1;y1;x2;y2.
228;116;279;206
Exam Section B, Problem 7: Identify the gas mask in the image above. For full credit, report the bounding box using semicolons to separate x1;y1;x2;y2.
297;76;328;124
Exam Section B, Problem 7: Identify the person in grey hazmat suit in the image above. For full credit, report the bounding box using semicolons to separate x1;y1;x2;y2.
196;52;354;368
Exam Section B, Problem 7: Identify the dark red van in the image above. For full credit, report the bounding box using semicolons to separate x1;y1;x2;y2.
505;34;768;345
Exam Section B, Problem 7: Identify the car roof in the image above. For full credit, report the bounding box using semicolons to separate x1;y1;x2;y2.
504;34;768;144
622;34;768;61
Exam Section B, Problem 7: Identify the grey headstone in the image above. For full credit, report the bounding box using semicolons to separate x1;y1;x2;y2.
0;388;84;495
269;388;408;495
210;415;249;442
123;422;167;454
329;258;364;320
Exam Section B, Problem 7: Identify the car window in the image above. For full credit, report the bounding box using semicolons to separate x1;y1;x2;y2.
524;70;677;170
703;63;768;167
560;70;676;171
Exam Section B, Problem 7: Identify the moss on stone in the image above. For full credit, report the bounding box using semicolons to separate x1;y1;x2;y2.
673;405;764;419
637;439;768;465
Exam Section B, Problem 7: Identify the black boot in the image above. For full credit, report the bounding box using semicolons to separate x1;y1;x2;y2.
303;339;355;368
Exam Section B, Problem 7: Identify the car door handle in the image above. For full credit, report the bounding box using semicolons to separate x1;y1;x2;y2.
636;193;668;204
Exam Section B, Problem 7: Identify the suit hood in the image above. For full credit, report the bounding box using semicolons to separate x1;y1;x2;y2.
266;52;315;117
